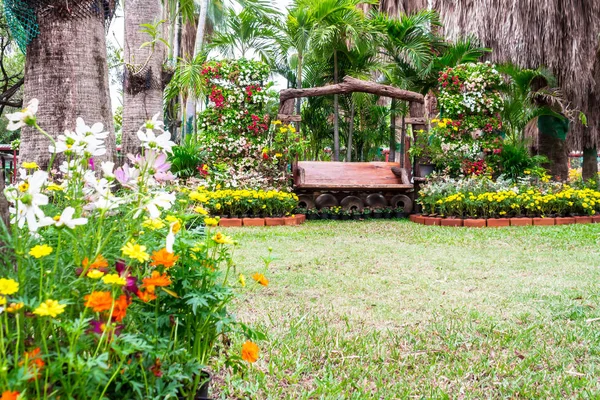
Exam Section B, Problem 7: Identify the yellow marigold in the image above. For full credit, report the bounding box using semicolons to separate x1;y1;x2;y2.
239;274;246;288
212;232;234;245
33;299;66;318
102;274;126;286
6;302;24;313
87;270;105;279
22;161;39;169
0;297;6;306
194;206;208;215
204;217;219;227
241;341;259;363
29;244;53;259
252;273;269;287
0;278;19;295
121;242;150;263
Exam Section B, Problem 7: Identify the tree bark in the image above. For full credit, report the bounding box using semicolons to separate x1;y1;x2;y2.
123;0;165;156
20;0;116;169
582;146;598;181
346;100;355;162
538;133;568;181
333;50;340;161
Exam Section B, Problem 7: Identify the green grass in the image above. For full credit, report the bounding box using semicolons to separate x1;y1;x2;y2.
213;220;600;398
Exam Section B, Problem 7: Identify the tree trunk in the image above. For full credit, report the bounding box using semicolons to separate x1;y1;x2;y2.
123;0;165;156
20;0;116;169
333;50;340;161
346;100;355;162
537;115;569;181
582;146;598;182
389;99;396;162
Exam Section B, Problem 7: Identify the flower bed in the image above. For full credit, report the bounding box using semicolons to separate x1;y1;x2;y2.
0;102;270;399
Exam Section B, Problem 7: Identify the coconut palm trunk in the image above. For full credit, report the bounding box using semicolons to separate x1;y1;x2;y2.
19;0;116;168
122;0;165;156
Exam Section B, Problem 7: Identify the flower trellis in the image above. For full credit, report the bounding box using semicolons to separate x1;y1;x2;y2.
196;59;292;190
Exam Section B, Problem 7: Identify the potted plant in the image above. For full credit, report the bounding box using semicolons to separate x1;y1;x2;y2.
340;210;351;220
393;206;405;218
320;207;331;219
382;207;393;219
408;131;436;177
373;208;383;219
352;210;362;220
306;208;318;220
330;206;341;220
362;208;372;219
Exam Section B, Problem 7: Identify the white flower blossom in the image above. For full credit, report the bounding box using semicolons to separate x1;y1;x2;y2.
6;99;38;131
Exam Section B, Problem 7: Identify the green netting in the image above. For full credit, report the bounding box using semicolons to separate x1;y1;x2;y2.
3;0;116;54
538;114;569;141
3;0;39;53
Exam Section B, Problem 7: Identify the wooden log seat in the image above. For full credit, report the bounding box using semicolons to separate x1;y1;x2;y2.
294;161;413;191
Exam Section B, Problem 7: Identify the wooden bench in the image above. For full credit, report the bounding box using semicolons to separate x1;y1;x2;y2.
293;161;414;212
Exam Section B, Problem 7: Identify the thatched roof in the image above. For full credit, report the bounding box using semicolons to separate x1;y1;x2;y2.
430;0;600;151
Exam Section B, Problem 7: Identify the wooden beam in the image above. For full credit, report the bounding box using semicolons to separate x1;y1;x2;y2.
279;76;424;107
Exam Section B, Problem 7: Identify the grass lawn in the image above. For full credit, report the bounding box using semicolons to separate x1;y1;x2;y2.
214;220;600;399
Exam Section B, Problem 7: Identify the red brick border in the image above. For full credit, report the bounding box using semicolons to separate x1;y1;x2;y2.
409;215;599;228
218;215;307;227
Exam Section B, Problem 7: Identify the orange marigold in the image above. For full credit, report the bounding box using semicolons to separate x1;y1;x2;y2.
150;248;179;268
252;273;269;287
136;289;157;303
82;254;109;269
1;391;20;400
142;271;172;294
84;291;113;312
112;295;130;322
241;341;259;363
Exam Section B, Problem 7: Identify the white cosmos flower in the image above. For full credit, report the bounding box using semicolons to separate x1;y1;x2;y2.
143;113;165;131
101;161;115;178
6;99;39;131
144;192;176;219
76;117;108;139
55;207;88;229
137;128;176;153
10;170;50;232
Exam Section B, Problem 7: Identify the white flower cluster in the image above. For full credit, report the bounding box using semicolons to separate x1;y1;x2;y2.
3;100;178;233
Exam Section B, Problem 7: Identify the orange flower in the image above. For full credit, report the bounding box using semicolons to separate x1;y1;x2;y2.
19;348;44;381
112;295;130;322
136;289;157;303
1;391;20;400
84;291;113;312
82;254;109;269
142;271;172;294
252;273;269;287
241;341;259;363
150;248;179;268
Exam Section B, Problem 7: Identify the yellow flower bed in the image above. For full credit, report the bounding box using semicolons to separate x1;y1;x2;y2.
188;187;298;217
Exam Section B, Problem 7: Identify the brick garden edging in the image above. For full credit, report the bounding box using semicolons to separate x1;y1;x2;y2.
409;214;600;227
218;215;306;227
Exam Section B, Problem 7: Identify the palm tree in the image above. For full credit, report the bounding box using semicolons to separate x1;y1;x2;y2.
274;6;315;116
14;0;117;168
207;1;280;61
122;0;167;155
304;0;375;161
